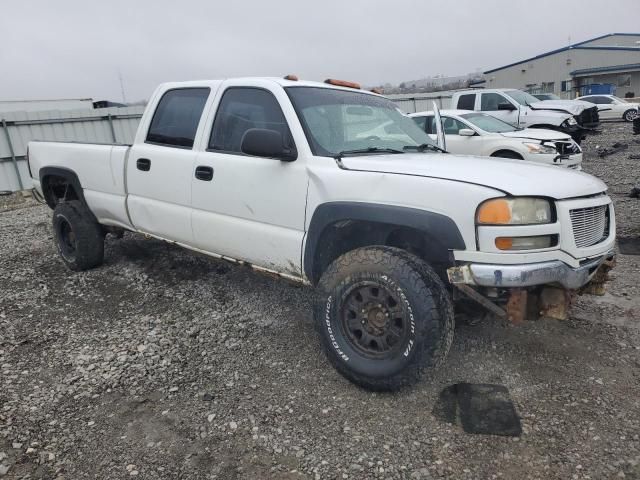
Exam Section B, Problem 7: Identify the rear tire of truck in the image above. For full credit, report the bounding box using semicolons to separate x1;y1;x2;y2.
313;246;454;391
52;200;104;271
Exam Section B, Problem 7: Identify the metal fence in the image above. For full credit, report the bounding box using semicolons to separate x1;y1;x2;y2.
387;92;455;113
0;106;144;192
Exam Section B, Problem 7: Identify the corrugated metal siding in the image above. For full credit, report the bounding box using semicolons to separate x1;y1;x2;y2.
0;106;144;191
387;93;453;113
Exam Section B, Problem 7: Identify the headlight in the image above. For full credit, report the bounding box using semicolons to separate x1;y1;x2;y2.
563;117;578;127
477;197;552;225
523;142;557;154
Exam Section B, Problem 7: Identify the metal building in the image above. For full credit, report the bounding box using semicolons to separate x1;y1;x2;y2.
481;33;640;99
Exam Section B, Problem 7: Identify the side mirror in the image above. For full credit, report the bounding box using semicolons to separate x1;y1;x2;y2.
458;128;476;137
240;128;297;161
498;102;516;111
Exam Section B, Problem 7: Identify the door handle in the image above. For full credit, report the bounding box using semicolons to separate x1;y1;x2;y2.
136;158;151;171
195;165;214;181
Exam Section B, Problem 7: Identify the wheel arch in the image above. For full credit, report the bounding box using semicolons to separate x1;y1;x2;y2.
40;166;86;210
489;149;524;159
304;202;466;285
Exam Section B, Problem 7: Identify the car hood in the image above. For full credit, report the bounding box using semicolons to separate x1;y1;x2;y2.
500;128;572;141
530;100;588;115
340;153;605;199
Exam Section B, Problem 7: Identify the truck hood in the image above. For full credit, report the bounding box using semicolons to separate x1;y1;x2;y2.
530;100;588;115
500;128;572;141
340;153;605;199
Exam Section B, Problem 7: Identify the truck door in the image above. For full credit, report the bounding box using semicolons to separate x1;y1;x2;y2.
190;84;308;277
126;87;211;244
479;92;520;127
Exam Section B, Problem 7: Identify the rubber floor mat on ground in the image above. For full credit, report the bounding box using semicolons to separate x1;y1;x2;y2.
433;383;522;436
618;237;640;255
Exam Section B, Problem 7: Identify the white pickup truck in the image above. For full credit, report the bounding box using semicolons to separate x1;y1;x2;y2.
28;77;616;391
451;89;600;143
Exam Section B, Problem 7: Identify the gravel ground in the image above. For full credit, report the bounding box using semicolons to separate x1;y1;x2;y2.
1;122;639;480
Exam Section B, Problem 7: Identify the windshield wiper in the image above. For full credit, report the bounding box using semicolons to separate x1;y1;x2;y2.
403;143;447;153
335;147;405;159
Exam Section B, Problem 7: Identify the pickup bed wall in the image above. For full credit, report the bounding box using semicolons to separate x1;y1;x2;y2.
0;106;143;192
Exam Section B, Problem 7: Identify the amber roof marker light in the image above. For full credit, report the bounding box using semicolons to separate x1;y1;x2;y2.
283;74;299;81
324;79;361;89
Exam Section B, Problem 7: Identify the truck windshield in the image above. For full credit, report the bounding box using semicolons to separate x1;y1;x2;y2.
460;113;517;133
286;87;437;157
508;90;542;106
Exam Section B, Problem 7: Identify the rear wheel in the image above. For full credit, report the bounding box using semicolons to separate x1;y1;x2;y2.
52;201;104;271
313;246;454;391
623;109;638;122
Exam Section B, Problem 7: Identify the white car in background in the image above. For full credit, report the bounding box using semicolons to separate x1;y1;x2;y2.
576;94;640;122
409;110;582;169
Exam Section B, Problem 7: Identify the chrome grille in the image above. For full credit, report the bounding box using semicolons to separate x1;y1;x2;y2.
570;205;608;248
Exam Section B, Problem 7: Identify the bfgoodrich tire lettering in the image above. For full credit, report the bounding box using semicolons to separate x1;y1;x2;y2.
52;200;105;271
314;246;454;391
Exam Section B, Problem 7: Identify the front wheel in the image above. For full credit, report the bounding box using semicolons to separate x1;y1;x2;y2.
313;246;454;391
623;109;638;122
52;201;105;271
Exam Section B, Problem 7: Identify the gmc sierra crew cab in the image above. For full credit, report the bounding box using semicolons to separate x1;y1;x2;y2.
28;77;616;391
451;89;600;143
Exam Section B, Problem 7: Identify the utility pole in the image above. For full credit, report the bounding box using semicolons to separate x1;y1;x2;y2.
118;70;127;104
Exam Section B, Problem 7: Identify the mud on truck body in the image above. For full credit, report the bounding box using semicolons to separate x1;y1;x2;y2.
28;76;615;390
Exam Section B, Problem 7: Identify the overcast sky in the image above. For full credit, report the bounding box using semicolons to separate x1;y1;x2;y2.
2;0;639;102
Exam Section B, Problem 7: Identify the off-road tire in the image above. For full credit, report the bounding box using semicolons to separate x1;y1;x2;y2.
52;201;104;271
314;246;454;391
623;109;637;122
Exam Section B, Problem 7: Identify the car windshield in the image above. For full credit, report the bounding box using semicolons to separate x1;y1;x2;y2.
539;93;560;100
285;86;437;157
460;112;517;133
508;90;541;106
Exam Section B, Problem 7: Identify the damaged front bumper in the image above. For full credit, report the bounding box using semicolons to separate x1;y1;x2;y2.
447;251;615;290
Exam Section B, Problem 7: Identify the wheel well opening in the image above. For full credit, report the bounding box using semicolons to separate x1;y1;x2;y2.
311;220;451;284
490;150;524;160
42;175;80;208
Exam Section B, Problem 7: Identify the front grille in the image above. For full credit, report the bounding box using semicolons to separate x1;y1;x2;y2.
575;106;600;128
570;205;609;248
554;140;581;155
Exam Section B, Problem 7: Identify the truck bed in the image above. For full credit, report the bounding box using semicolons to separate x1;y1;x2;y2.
30;141;134;229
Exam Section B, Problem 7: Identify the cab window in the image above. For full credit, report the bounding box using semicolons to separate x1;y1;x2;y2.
146;88;210;148
480;93;509;111
457;94;476;110
209;87;295;155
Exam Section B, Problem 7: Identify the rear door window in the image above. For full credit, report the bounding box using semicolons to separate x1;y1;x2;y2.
146;88;210;148
457;94;476;110
209;87;294;155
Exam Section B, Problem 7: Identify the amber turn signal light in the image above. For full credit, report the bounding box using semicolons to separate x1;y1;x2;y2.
324;78;361;89
477;199;511;224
